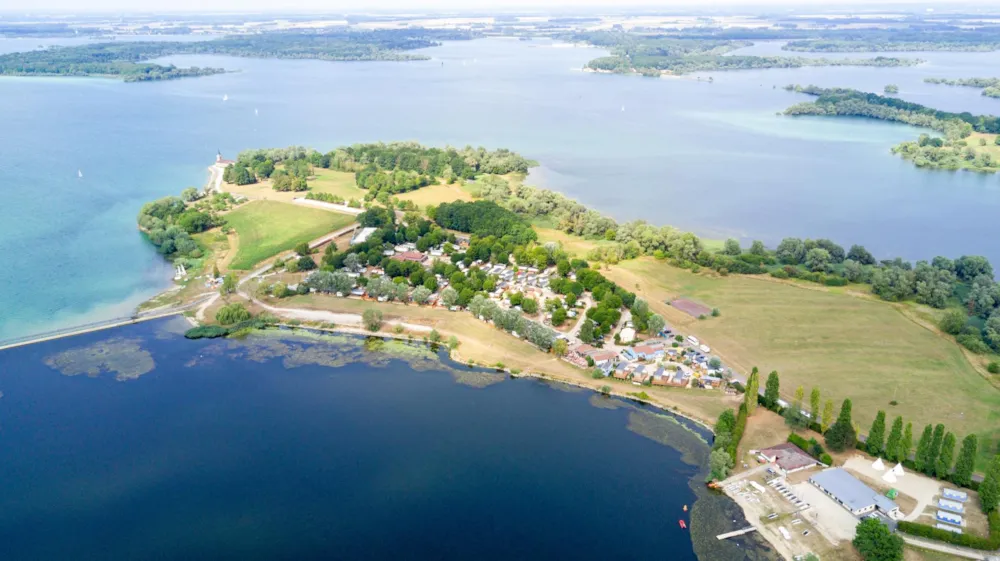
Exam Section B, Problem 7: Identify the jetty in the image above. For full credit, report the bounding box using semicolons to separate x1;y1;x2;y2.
717;526;757;540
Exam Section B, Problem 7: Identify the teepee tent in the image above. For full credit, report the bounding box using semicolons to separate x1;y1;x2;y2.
882;470;897;484
872;458;886;471
891;463;905;477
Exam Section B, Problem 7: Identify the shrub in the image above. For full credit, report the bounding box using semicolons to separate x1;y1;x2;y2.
184;325;229;339
819;453;833;465
989;362;1000;374
824;277;848;286
216;303;252;326
363;309;383;332
770;269;790;279
711;308;720;317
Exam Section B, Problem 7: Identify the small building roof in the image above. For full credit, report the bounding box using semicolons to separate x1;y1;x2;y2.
760;442;817;473
810;468;898;513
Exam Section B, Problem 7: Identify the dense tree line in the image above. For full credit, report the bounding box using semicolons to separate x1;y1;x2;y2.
137;194;222;259
925;77;1000;98
432;200;537;245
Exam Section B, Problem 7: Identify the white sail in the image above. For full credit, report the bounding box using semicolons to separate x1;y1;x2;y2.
223;94;229;101
254;108;259;116
78;169;83;178
621;105;625;112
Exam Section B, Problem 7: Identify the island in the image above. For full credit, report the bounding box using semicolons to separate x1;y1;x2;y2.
783;85;1000;173
925;77;1000;99
0;29;477;81
564;31;920;77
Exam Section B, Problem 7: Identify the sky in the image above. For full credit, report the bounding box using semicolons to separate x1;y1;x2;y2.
0;0;988;14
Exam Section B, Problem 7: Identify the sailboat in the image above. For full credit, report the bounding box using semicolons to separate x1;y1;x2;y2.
254;108;259;116
78;169;83;179
621;105;625;112
223;94;229;102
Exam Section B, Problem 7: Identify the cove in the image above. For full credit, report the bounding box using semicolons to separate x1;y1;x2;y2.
0;318;774;561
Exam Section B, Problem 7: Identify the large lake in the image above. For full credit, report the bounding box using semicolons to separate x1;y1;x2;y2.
2;37;1000;339
0;319;770;560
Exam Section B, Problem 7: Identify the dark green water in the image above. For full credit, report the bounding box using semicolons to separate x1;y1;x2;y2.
0;318;774;560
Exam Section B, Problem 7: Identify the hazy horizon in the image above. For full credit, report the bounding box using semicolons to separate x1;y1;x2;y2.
0;0;994;16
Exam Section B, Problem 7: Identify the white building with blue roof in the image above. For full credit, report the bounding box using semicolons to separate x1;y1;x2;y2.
809;468;901;518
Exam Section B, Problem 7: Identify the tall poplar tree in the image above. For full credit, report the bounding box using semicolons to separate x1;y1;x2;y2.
764;370;780;409
980;455;1000;513
935;433;957;480
885;416;903;462
926;424;946;476
915;424;934;473
953;434;978;487
821;399;834;432
825;399;857;452
866;411;886;457
744;367;759;416
810;387;821;424
900;423;913;463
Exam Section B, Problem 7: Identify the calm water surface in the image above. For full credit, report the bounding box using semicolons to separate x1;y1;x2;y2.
0;320;767;560
2;37;1000;339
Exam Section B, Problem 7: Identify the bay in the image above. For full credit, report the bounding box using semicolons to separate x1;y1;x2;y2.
0;319;769;560
2;37;1000;340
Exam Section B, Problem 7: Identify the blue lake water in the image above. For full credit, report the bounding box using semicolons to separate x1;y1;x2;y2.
2;37;1000;339
0;320;764;560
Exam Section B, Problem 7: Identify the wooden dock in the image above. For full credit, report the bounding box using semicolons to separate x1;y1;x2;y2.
717;526;757;540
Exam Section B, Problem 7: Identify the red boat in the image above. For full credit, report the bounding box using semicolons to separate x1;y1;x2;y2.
679;520;687;529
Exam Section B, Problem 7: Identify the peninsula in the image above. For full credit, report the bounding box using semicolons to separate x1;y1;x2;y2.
783;85;1000;173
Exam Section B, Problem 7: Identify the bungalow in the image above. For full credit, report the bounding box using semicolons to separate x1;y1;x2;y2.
613;362;632;380
700;375;722;389
589;351;618;364
651;366;669;386
759;442;819;476
621;348;638;361
632;365;651;385
633;344;665;361
392;251;428;264
572;344;597;359
668;370;691;387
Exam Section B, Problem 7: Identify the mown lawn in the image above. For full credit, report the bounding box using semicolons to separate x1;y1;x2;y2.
607;258;1000;469
226;201;355;270
309;168;366;200
397;182;473;208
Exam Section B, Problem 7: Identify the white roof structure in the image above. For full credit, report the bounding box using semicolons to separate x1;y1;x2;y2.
891;463;905;477
882;470;897;484
872;458;885;471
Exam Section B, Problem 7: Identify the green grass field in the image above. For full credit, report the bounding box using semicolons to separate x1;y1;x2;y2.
309;168;366;200
607;258;1000;469
226;201;355;270
397;182;473;208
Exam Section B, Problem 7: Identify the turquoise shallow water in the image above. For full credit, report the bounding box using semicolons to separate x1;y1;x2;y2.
2;37;1000;339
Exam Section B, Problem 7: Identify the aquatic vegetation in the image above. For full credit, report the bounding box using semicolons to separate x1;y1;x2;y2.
43;337;155;381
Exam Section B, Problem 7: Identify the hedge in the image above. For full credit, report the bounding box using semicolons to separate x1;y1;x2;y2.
897;511;1000;550
184;318;273;340
788;433;832;465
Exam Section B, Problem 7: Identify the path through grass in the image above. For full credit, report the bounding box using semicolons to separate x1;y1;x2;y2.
226;201;355;270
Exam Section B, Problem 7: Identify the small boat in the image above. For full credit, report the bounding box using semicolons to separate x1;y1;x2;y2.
77;169;83;178
223;94;229;101
683;505;688;512
254;108;259;116
679;520;687;529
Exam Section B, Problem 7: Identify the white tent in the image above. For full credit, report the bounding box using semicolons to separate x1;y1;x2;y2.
891;463;905;477
872;458;886;471
882;470;898;484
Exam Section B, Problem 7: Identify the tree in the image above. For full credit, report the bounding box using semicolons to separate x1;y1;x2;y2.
749;240;767;256
980;455;1000;512
915;424;934;473
294;241;311;256
180;187;200;202
343;253;362;272
805;247;831;271
216;303;251;325
776;238;806;264
935;432;957;480
784;385;808;430
723;238;742;256
412;286;432;305
521;297;538;315
647;313;665;335
900;423;913;463
297;256;316;271
578;319;595;344
212;263;220;279
441;287;458;307
708;448;734;481
429;329;442;343
764;370;780;409
744;367;760;415
810;387;821;422
953;434;978;487
220;272;238;295
821;399;834;432
362;309;383;332
954;255;993;282
884;416;903;462
448;335;460;350
852;517;903;561
866;411;887;457
847;244;876;266
825;399;857;452
939;308;968;335
926;424;945;476
552;339;568;357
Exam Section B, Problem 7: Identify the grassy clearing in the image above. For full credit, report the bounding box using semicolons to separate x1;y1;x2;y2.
536;227;616;259
270;293;735;425
224;168;365;204
226;201;355;270
397;182;473;208
605;258;1000;468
